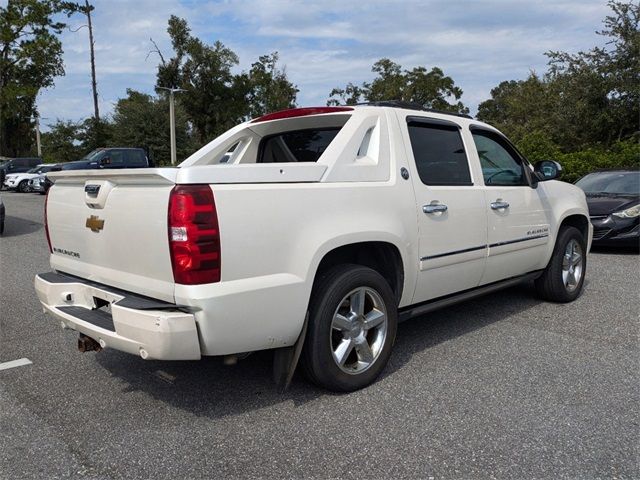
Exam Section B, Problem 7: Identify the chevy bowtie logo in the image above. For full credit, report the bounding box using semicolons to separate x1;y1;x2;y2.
85;215;105;232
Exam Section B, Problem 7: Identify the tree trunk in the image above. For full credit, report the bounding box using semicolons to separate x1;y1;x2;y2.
86;1;99;121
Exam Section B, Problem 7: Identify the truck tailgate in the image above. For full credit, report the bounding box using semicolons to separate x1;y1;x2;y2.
46;169;177;302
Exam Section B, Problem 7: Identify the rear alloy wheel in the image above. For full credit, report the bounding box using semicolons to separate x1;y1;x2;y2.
17;180;29;193
303;265;397;392
535;226;586;302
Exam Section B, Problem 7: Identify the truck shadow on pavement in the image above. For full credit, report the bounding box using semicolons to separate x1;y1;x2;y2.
1;215;42;237
95;281;557;419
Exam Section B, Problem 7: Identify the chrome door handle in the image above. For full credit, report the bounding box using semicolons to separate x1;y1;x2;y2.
423;204;448;214
490;201;510;210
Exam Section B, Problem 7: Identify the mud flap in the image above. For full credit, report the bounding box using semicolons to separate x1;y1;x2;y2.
273;313;308;392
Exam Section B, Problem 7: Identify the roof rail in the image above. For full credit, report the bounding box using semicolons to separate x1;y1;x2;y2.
357;100;473;119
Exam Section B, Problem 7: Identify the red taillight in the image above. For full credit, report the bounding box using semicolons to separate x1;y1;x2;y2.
251;106;353;123
44;189;52;253
168;185;221;285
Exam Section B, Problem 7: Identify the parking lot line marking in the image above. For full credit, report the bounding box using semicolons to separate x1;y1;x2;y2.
0;358;33;371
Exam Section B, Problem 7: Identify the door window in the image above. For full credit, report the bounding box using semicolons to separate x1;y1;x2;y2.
125;150;147;167
107;150;125;167
471;130;526;186
407;122;472;186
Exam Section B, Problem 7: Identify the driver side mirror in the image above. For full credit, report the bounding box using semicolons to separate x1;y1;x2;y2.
534;160;562;182
99;157;111;167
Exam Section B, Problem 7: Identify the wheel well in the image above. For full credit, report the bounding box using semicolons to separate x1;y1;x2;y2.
314;242;404;304
559;214;589;241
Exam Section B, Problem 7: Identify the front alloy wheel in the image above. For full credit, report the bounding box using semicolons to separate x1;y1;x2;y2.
535;225;587;302
561;239;584;292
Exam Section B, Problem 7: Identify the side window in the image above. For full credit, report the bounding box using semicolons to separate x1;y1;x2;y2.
407;122;472;186
472;130;526;186
125;150;146;167
108;150;125;167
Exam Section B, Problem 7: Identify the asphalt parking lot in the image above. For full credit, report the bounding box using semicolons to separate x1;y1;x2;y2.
0;191;638;479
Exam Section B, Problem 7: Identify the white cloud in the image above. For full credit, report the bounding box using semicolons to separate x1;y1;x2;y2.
36;0;612;125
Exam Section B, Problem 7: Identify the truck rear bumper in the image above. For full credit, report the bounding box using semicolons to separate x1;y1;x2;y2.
34;272;201;360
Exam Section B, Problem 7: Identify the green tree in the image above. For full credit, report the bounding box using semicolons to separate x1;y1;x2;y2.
0;0;78;156
328;58;468;114
40;119;82;163
546;0;639;146
476;73;555;143
77;116;112;152
245;52;298;118
478;0;639;153
111;89;192;165
156;15;246;145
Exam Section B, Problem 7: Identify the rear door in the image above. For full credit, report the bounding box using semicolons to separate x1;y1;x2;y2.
398;114;488;302
469;128;550;284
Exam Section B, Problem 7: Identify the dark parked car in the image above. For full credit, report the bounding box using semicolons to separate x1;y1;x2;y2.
41;148;152;193
575;169;640;247
70;148;151;169
0;193;4;235
0;157;42;189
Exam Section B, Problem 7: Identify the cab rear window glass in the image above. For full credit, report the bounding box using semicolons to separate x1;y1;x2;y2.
258;128;341;163
407;122;472;186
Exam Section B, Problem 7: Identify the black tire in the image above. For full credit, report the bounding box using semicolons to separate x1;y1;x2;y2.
302;264;398;392
535;226;587;303
17;180;29;193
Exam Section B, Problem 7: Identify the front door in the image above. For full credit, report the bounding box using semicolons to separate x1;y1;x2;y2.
469;128;551;284
399;114;488;303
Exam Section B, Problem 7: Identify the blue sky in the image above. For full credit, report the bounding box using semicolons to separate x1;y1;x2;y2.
24;0;612;129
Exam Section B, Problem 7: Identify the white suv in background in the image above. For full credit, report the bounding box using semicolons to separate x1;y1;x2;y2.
4;164;60;192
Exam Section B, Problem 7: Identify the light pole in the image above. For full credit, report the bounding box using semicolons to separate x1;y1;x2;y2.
30;115;48;158
35;116;41;157
157;87;185;166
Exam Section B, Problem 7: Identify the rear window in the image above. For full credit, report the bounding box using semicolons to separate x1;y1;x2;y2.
258;128;341;163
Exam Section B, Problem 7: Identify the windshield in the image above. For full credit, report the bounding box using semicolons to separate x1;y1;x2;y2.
82;150;104;162
576;171;640;195
27;166;43;173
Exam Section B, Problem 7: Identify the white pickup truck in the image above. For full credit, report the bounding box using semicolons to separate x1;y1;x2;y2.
35;102;592;391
